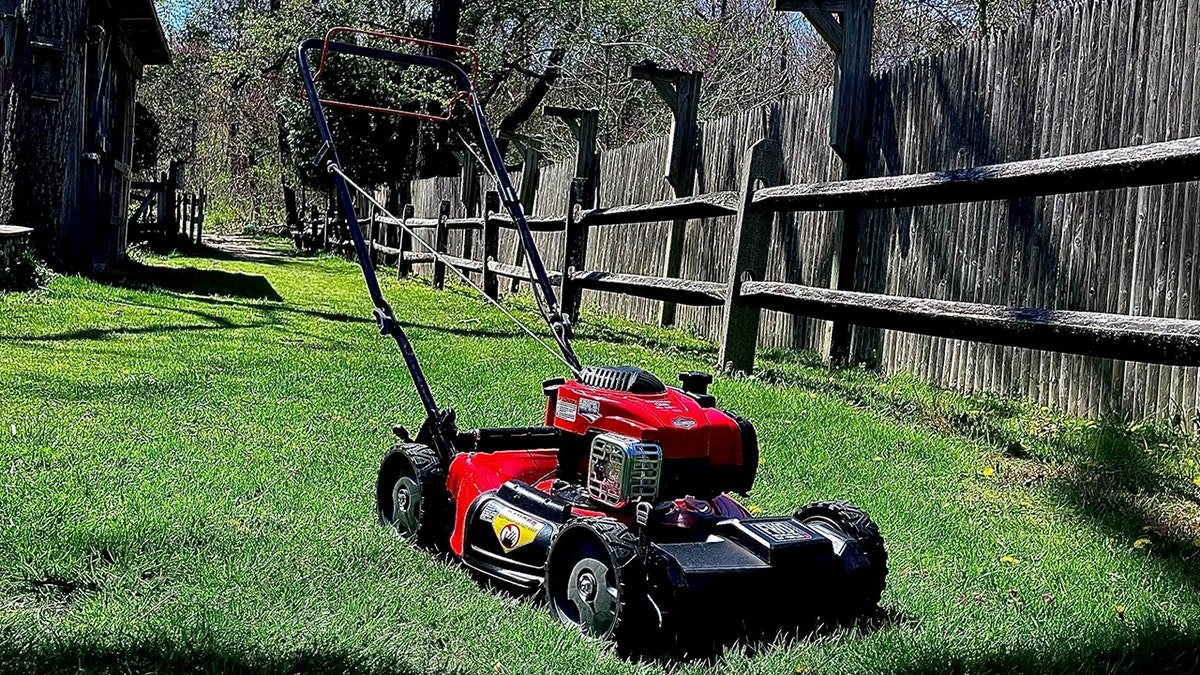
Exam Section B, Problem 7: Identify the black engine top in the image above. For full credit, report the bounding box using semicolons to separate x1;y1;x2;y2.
578;366;666;394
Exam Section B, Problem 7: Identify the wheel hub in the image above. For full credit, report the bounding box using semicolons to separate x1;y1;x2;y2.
565;557;618;637
390;476;421;535
576;570;597;601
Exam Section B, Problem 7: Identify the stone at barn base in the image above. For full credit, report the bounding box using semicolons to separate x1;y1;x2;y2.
0;226;42;292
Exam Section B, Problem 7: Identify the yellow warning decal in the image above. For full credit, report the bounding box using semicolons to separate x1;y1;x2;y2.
492;508;544;553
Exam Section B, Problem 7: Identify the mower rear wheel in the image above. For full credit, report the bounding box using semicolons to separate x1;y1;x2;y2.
376;443;450;551
795;500;888;619
544;519;646;642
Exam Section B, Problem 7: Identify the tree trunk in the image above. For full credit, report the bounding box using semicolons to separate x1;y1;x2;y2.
0;0;86;269
430;0;462;48
495;24;575;157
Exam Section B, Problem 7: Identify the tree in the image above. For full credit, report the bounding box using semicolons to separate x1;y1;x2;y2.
142;0;1067;231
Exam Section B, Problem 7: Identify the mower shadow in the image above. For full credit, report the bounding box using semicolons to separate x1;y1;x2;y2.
99;260;284;301
626;606;913;665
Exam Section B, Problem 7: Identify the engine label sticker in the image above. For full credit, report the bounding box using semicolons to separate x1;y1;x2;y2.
555;398;577;422
492;508;544;553
749;520;813;543
579;398;601;422
672;416;696;429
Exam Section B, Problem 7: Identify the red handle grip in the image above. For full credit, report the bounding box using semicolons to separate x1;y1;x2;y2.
310;27;481;122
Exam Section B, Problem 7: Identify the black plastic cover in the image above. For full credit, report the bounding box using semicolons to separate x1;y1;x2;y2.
578;366;666;394
716;517;832;566
495;480;572;523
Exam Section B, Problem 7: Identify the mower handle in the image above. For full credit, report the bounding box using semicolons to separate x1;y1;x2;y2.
296;34;583;464
310;28;481;122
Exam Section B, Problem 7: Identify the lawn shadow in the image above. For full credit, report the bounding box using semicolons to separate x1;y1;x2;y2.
161;292;372;326
0;321;268;343
100;260;283;301
885;620;1200;674
0;640;423;675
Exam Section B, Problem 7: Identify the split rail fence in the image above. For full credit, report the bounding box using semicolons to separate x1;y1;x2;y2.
312;135;1200;380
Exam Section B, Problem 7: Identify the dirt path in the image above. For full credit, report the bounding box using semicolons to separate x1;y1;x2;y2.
205;234;293;263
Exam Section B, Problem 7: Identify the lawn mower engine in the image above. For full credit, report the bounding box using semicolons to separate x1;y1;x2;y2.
378;365;888;644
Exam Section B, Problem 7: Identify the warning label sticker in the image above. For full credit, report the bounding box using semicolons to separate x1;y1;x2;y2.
579;398;601;422
749;520;813;543
492;508;544;552
555;398;578;422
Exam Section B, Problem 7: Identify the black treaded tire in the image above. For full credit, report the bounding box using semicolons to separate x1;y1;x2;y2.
544;518;649;644
376;443;451;551
795;500;888;619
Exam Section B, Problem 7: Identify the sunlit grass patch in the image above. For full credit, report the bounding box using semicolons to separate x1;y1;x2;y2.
1;238;1198;674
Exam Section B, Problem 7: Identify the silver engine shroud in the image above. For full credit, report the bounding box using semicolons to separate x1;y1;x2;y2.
587;433;662;506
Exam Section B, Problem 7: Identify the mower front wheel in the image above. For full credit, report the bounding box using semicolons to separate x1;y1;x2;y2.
544;519;649;643
376;443;450;551
795;500;888;619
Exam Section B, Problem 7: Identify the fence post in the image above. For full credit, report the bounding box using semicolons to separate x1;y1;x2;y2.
775;0;876;363
482;190;501;301
197;190;205;245
559;177;589;321
398;204;414;279
156;171;169;237
628;64;702;328
191;193;200;244
433;199;450;290
459;156;478;261
717;139;782;373
367;205;376;264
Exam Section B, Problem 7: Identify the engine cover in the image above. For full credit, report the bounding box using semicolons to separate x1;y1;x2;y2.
545;369;756;497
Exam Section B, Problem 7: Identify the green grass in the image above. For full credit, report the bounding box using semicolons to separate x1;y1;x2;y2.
2;239;1199;674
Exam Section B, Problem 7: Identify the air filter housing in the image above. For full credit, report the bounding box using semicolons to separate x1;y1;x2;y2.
587;433;662;507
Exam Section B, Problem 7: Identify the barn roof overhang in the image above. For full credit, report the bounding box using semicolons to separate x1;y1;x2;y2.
112;0;171;66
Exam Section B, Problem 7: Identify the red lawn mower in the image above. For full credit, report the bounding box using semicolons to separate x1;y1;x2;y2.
297;29;888;646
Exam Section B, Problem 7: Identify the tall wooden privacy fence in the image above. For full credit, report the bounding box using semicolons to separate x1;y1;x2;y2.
300;0;1200;421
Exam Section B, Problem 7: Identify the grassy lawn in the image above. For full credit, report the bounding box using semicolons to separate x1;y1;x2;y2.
2;239;1199;674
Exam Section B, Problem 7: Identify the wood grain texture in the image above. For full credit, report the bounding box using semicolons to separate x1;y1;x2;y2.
739;281;1200;367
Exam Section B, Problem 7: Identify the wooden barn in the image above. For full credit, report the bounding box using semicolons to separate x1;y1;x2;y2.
0;0;169;272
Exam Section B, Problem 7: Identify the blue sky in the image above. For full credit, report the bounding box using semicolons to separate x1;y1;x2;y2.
156;0;197;30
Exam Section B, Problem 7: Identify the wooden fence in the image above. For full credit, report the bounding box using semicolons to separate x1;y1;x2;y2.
129;168;206;246
300;0;1200;421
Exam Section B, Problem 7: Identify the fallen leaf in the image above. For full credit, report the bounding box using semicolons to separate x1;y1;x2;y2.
1115;605;1126;619
1000;555;1020;565
981;466;995;476
1133;538;1151;549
